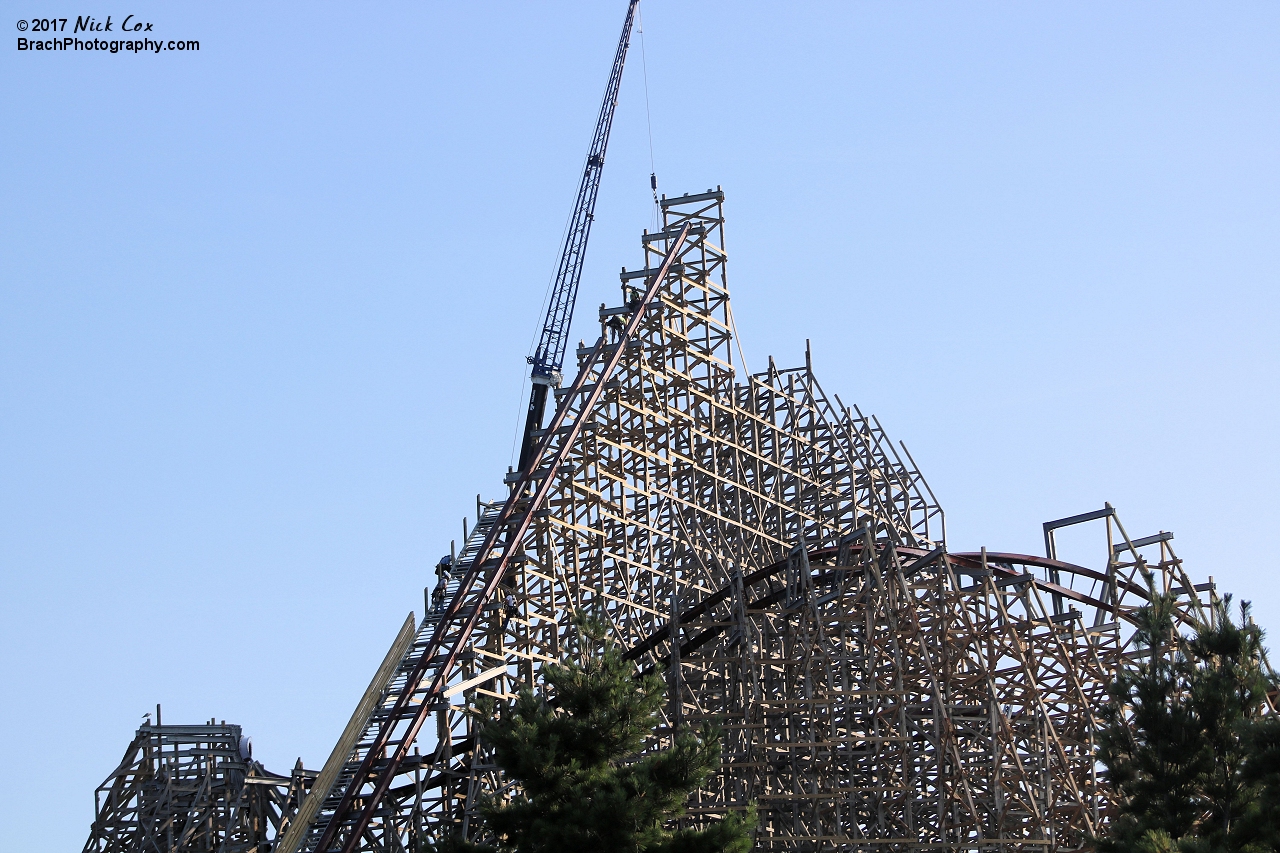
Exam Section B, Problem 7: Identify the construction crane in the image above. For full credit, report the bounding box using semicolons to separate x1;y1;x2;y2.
277;6;649;852
518;0;642;474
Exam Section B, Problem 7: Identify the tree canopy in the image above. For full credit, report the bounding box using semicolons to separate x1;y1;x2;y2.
1098;593;1280;853
432;615;754;853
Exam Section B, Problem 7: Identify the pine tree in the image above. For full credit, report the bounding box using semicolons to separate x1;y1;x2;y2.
1097;593;1278;853
430;615;755;853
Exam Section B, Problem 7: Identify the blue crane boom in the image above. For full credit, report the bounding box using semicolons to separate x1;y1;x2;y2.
518;0;641;473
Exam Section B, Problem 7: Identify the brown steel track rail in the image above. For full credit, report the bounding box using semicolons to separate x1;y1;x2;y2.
312;224;692;853
362;543;1143;807
625;546;1145;670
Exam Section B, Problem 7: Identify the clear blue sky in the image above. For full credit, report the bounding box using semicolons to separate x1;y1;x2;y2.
3;2;1277;848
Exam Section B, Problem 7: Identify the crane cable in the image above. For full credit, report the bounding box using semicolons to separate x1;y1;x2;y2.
639;7;660;228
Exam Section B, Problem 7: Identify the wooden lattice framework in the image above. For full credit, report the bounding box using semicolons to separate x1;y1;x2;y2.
83;723;314;853
344;191;1215;852
88;190;1220;853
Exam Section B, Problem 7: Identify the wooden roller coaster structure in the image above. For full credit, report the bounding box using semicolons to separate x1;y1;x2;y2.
82;188;1224;853
78;4;1233;849
267;190;1218;853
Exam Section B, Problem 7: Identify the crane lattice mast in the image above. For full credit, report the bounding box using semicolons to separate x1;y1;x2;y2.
518;0;641;473
276;6;647;852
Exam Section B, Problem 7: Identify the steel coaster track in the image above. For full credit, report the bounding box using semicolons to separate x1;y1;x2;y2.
303;224;690;853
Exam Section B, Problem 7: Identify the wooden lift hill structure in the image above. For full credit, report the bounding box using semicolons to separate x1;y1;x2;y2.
84;190;1219;853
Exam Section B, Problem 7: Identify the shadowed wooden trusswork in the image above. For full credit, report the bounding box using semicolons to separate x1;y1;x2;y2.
276;191;1216;853
85;191;1221;853
83;722;314;853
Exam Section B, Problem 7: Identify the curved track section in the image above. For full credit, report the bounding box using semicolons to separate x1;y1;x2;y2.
331;192;1212;852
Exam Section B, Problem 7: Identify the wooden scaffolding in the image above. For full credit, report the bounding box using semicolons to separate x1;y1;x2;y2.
279;190;1214;852
83;722;315;853
93;190;1217;853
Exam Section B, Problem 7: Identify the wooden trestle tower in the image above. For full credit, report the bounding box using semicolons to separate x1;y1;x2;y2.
86;190;1220;852
83;722;315;852
278;190;1215;853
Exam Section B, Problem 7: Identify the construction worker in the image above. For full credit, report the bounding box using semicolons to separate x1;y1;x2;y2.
432;555;453;609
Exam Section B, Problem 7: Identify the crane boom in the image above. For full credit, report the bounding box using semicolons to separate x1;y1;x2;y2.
518;0;641;473
281;8;647;851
